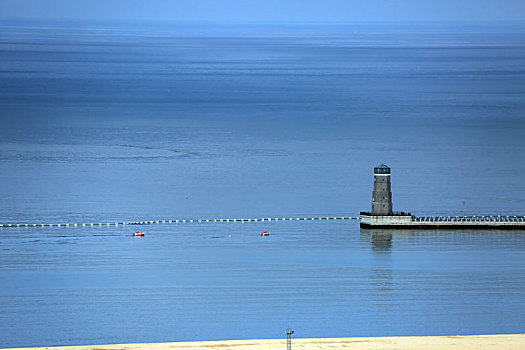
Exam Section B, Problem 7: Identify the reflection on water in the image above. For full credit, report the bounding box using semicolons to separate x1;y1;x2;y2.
361;229;394;252
371;268;393;293
372;233;392;252
361;228;525;252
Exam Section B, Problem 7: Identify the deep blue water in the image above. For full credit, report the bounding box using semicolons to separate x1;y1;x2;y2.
0;21;525;348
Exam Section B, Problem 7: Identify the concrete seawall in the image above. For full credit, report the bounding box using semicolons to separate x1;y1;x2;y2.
360;214;525;229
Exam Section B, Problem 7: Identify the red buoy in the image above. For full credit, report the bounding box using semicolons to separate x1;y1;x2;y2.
260;231;269;236
133;231;144;237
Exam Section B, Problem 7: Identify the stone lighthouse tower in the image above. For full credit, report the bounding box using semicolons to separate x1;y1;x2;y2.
372;164;393;215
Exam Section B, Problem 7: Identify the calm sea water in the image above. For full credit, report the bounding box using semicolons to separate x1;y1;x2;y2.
1;21;525;348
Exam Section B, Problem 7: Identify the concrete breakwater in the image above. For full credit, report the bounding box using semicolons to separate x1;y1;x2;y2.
360;213;525;229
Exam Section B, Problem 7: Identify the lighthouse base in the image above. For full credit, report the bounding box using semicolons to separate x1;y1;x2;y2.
360;213;412;228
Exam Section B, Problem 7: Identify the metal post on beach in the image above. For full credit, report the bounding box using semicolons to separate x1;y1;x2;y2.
286;328;294;350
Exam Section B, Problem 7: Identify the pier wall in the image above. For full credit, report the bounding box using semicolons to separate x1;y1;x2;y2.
360;214;525;229
360;214;412;227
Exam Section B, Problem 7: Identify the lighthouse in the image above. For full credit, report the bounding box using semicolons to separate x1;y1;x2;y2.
372;164;393;215
360;164;412;227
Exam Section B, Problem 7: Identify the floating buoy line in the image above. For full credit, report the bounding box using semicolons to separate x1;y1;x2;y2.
0;216;359;228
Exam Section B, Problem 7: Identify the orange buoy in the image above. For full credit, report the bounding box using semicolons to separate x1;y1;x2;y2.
260;231;269;236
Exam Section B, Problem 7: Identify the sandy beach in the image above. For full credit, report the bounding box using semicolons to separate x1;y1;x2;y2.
6;334;524;350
